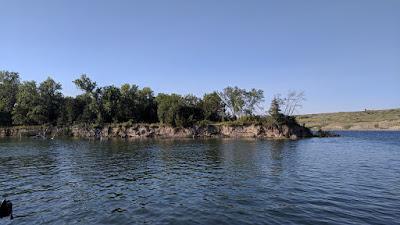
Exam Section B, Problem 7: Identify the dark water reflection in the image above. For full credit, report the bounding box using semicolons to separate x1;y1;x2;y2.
1;131;400;224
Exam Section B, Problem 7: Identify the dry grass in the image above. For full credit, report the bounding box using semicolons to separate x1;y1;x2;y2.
296;108;400;130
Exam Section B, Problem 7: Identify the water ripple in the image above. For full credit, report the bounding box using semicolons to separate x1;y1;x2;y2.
0;132;400;224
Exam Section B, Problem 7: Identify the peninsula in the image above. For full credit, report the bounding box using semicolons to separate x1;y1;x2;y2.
0;71;313;139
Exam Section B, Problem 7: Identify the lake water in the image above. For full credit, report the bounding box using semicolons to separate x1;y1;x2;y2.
1;131;399;225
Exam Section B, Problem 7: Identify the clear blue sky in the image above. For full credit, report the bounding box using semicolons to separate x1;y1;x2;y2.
1;0;399;114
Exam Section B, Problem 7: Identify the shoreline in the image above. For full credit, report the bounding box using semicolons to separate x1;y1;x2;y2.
316;129;400;132
0;123;314;140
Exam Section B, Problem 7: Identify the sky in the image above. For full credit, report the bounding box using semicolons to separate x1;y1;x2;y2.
0;0;399;114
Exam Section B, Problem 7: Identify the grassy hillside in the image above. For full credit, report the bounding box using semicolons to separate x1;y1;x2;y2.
296;108;400;130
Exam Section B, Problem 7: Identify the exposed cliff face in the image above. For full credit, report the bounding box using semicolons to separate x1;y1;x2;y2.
0;123;313;139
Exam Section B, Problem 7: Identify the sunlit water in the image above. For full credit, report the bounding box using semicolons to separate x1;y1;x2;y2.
1;131;399;225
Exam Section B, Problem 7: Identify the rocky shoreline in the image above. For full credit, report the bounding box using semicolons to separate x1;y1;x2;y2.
0;123;314;140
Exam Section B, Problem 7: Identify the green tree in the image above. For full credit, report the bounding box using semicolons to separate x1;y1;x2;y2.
155;93;183;126
119;84;140;122
38;77;63;124
4;71;275;128
12;81;42;125
219;86;264;118
268;97;284;125
155;93;204;127
175;105;204;127
137;87;158;123
0;71;20;125
72;74;101;124
57;97;81;125
183;94;202;107
219;86;245;118
73;74;97;93
202;92;225;121
243;88;264;115
179;94;204;126
100;85;122;123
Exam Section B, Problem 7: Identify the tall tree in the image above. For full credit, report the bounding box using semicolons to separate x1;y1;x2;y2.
73;74;100;124
4;71;275;127
73;74;97;93
12;81;42;125
268;97;284;125
155;93;183;126
243;88;264;115
183;94;202;107
57;97;81;126
38;77;63;124
175;105;204;127
0;71;20;125
219;86;264;118
268;98;281;117
219;86;245;118
137;87;157;123
276;91;306;116
119;83;140;122
202;92;225;121
100;85;121;123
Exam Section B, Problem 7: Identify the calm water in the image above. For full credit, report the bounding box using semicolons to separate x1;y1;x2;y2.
1;131;399;225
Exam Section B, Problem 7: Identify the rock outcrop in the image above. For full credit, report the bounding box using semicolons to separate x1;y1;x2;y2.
0;123;313;140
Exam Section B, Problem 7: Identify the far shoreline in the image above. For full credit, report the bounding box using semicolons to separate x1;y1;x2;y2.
297;108;400;131
315;129;400;132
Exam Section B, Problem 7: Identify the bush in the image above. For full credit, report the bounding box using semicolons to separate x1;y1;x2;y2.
175;106;204;128
196;120;213;127
217;115;263;126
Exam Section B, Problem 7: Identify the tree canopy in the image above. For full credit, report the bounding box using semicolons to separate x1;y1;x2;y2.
0;71;20;125
218;86;264;118
0;70;301;128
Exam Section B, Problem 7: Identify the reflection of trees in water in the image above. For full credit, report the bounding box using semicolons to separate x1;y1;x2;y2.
217;139;263;189
270;140;286;160
204;139;224;166
158;139;198;165
269;140;286;176
154;139;226;211
220;139;258;166
156;138;225;165
268;140;300;177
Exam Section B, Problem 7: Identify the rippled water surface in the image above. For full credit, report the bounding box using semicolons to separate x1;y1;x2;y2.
1;131;400;225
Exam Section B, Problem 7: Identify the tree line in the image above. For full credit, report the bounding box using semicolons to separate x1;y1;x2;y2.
0;70;304;127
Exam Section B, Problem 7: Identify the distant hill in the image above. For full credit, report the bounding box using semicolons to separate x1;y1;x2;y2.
296;108;400;130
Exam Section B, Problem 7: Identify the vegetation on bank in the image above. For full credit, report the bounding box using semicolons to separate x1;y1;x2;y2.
296;108;400;130
0;70;305;129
